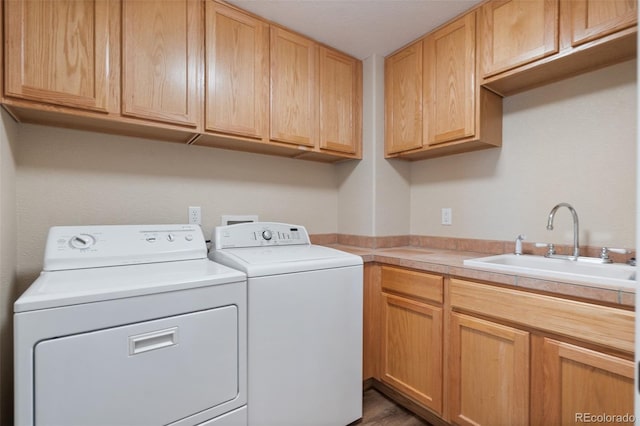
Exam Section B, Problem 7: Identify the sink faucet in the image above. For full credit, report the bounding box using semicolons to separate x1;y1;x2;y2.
546;202;580;259
514;234;525;255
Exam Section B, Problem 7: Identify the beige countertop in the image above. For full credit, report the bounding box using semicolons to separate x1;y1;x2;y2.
327;244;635;308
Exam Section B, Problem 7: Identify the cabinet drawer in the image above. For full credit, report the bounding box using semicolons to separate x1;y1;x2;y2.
381;266;443;304
450;278;634;353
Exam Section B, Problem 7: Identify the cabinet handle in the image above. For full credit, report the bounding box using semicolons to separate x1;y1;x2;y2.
129;327;178;355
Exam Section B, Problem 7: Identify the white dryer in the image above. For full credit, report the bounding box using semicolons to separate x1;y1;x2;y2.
14;224;247;426
209;222;363;426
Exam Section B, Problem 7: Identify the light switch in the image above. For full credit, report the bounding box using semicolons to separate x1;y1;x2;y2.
441;208;452;226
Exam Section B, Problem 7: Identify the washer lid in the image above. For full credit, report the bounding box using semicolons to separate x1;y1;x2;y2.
14;259;246;313
210;245;362;277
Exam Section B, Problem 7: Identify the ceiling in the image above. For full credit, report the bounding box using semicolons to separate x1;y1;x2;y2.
228;0;483;60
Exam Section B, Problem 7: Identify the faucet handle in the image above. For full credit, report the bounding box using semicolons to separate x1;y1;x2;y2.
603;247;631;254
536;242;556;256
600;247;631;263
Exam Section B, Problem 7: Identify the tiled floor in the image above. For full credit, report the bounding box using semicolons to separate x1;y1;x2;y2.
359;389;432;426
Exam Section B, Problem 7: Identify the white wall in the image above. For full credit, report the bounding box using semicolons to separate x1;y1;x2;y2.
411;60;637;248
16;126;339;284
0;108;18;425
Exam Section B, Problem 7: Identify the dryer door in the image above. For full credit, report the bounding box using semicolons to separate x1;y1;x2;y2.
34;306;239;426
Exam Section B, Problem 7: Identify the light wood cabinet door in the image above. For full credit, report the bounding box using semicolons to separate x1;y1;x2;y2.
531;336;634;426
450;312;529;426
270;27;318;147
122;0;201;127
381;292;443;414
569;0;637;47
319;47;361;155
363;264;381;381
384;40;423;155
205;1;268;139
481;0;559;78
424;12;476;146
4;0;119;112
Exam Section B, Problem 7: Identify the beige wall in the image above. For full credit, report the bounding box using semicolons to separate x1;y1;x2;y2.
336;55;377;236
410;60;637;248
16;126;338;285
337;54;411;237
0;109;18;425
372;54;411;237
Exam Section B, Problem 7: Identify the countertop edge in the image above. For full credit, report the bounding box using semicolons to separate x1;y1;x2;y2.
326;244;635;308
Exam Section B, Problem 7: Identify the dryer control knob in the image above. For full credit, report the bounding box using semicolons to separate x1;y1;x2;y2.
262;230;273;241
69;234;96;250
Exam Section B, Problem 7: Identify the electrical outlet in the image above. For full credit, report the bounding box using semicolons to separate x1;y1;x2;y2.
188;206;202;225
441;208;452;226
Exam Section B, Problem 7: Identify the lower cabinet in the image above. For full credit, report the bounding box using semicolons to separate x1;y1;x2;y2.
530;336;634;426
381;293;442;413
449;312;529;426
364;266;635;426
379;266;444;415
448;278;634;426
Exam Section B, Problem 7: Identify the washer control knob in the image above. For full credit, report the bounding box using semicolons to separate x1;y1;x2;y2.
69;234;96;250
185;234;193;241
167;233;175;242
262;230;273;241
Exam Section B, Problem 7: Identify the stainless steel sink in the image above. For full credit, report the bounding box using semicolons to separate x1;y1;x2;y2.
463;254;636;288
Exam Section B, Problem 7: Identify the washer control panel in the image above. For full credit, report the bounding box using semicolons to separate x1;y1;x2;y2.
214;222;310;249
44;224;206;271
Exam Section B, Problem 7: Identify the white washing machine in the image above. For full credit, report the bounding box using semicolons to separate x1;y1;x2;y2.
209;222;363;426
14;224;248;426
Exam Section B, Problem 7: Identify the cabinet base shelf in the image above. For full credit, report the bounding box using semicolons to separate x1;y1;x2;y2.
481;28;637;97
2;102;360;163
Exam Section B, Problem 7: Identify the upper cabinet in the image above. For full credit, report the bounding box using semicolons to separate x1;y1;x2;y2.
480;0;637;95
121;0;202;128
270;27;318;148
385;0;636;161
2;0;362;162
424;12;476;145
267;26;362;159
318;47;362;155
5;0;632;162
198;6;362;161
385;12;502;160
480;0;559;78
204;1;269;140
569;0;638;47
385;40;423;155
4;0;120;113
